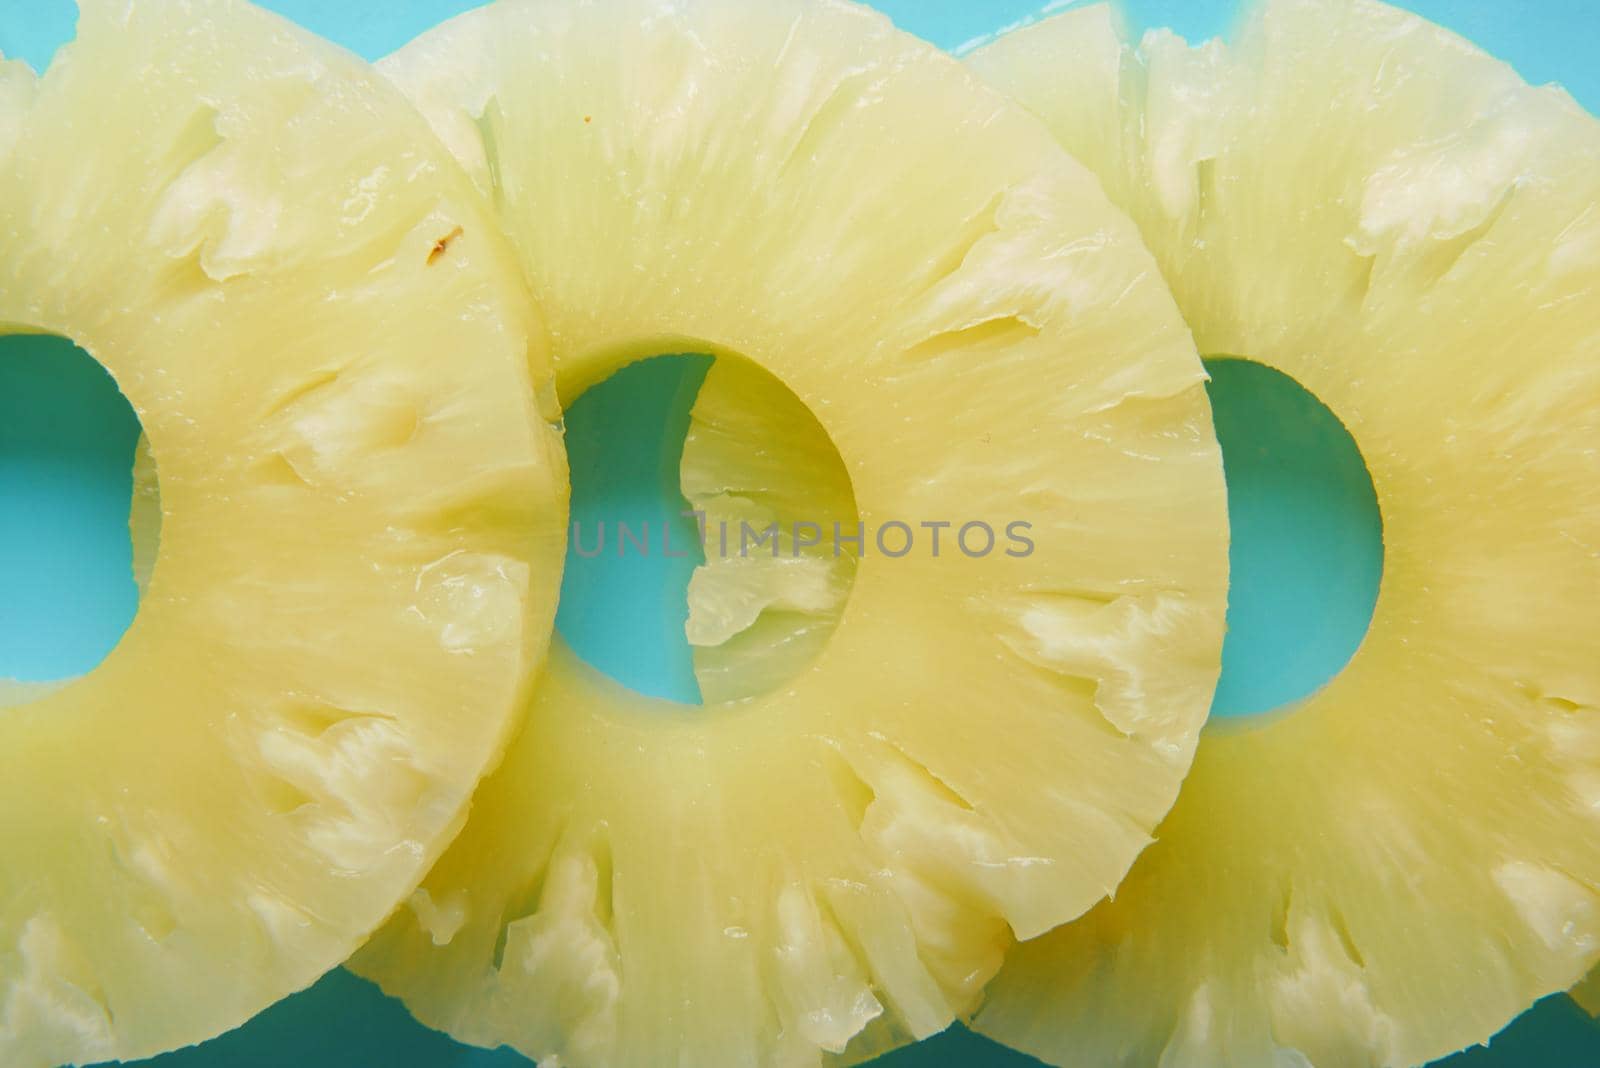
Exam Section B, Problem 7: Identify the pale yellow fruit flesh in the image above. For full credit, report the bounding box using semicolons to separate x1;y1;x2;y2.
0;1;568;1063
969;2;1600;1066
681;356;859;705
130;434;162;594
354;0;1230;1065
1574;967;1600;1017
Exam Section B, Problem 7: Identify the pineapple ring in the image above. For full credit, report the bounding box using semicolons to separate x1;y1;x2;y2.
0;1;567;1064
352;0;1230;1065
968;2;1600;1065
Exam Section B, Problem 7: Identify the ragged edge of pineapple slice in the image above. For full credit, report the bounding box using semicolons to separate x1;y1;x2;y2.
968;2;1600;1066
0;1;569;1064
129;434;163;594
354;1;1230;1065
1574;967;1600;1017
681;356;860;705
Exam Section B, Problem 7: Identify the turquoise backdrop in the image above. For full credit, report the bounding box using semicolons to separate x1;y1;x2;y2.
2;1;1598;1066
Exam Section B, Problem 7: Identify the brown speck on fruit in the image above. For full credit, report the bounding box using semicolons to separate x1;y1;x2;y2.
584;115;592;124
428;226;465;266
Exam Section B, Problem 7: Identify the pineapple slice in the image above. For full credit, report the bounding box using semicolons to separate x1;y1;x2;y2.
967;2;1600;1065
680;356;859;705
129;434;162;595
1575;967;1600;1017
0;0;568;1063
353;0;1230;1064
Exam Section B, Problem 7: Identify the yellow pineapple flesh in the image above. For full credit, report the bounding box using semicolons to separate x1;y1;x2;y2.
129;434;162;595
353;0;1230;1064
0;1;567;1063
680;356;859;705
1575;968;1600;1017
967;2;1600;1065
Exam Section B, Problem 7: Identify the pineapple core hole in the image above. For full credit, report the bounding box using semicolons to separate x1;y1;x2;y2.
0;333;152;685
556;352;858;707
1203;357;1383;719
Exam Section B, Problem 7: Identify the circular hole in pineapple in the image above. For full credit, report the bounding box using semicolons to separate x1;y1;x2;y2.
1204;356;1383;719
0;332;157;685
0;1;76;74
556;351;859;706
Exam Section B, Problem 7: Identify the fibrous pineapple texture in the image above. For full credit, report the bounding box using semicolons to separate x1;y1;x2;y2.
968;2;1600;1065
1575;968;1600;1017
680;356;859;705
0;1;568;1064
129;435;162;596
355;0;1230;1064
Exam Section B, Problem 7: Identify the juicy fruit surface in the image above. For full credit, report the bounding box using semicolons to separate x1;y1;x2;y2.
681;356;859;705
1576;968;1600;1018
129;435;161;595
0;1;568;1063
969;2;1600;1066
357;1;1230;1065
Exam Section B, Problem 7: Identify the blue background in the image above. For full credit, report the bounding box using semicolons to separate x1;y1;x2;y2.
2;1;1597;1065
